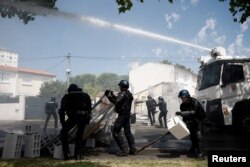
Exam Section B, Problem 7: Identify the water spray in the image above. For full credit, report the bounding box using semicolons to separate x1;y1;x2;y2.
0;0;211;52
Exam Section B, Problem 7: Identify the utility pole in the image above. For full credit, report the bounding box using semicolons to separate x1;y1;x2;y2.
66;53;71;87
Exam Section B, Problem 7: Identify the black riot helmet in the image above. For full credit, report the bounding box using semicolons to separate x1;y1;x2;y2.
118;80;129;89
178;89;190;97
67;83;78;93
158;96;164;101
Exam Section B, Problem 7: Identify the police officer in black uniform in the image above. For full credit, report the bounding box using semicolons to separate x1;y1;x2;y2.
59;84;92;160
146;95;157;126
175;89;206;158
44;96;58;132
105;80;136;156
157;96;168;128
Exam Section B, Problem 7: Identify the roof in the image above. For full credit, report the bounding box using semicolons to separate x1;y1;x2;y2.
132;62;196;74
0;65;55;77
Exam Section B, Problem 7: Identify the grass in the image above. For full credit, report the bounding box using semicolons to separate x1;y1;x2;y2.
0;158;207;167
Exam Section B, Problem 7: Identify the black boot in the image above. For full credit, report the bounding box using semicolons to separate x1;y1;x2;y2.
188;146;196;155
164;119;167;128
63;154;69;160
129;148;137;155
197;153;204;159
74;154;84;160
116;150;128;156
159;119;163;128
74;141;83;160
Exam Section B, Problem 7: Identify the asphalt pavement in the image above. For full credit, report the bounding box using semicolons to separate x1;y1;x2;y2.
0;119;250;160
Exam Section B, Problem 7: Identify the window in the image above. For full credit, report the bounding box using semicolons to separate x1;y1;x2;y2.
198;63;222;90
21;74;32;86
222;63;244;85
0;72;10;83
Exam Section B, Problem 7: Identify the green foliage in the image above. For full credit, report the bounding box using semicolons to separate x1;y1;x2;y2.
71;74;97;89
161;60;172;65
116;0;173;13
39;73;129;99
1;0;249;24
39;80;67;98
83;83;101;99
175;63;192;72
119;75;129;81
70;73;99;98
161;60;191;72
0;0;57;24
229;0;250;23
116;0;250;24
96;73;120;91
219;0;250;23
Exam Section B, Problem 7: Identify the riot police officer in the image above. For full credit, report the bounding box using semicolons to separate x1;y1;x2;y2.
146;95;157;126
175;89;206;158
59;84;92;160
105;80;136;156
44;96;58;132
157;96;168;128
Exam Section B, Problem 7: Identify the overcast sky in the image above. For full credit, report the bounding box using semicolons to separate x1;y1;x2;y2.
0;0;249;81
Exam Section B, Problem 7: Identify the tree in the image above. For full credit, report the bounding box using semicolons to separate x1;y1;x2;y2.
175;63;192;72
1;0;249;24
96;73;120;92
71;74;96;89
161;60;172;65
70;73;100;98
83;83;100;99
116;0;173;13
119;75;129;81
39;80;67;98
160;59;192;72
0;0;57;24
219;0;250;23
39;73;129;99
115;0;250;24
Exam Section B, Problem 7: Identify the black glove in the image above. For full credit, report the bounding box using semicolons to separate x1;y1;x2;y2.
175;111;181;116
109;91;114;96
105;90;110;96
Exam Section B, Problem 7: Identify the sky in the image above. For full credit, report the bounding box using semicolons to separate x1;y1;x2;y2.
0;0;250;81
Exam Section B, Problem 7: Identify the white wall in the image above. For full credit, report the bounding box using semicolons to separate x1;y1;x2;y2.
130;62;198;121
174;67;197;96
0;49;18;67
129;62;175;94
129;62;197;95
0;96;25;120
17;73;51;96
134;82;183;119
0;70;53;97
0;71;17;96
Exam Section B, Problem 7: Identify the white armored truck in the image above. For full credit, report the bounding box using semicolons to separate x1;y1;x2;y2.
196;47;250;133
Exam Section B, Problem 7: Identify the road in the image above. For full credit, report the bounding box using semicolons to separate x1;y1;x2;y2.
0;119;250;159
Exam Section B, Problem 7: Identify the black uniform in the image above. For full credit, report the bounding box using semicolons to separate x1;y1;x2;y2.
106;90;136;155
59;88;92;160
179;97;206;155
44;98;58;132
158;99;168;128
146;98;157;125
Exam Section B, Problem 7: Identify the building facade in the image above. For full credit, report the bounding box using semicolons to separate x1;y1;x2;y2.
129;62;197;119
0;49;18;67
0;49;55;97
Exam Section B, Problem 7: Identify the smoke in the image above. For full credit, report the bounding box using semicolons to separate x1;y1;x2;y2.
0;0;211;52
